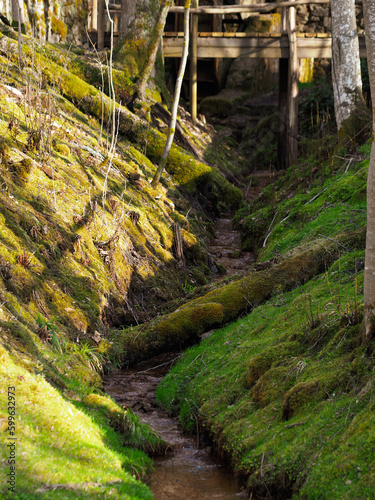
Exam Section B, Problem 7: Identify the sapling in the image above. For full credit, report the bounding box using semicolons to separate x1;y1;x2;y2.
151;0;191;189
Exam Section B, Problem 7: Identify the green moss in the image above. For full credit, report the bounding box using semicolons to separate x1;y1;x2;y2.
281;380;322;420
8;158;33;185
51;14;67;40
252;365;292;407
53;142;70;156
247;352;274;388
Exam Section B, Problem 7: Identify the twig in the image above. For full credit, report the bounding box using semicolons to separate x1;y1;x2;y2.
304;187;328;205
137;358;179;374
263;211;278;248
318;234;350;252
284;421;306;429
344;158;353;173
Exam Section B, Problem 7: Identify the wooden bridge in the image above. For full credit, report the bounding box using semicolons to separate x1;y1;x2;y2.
88;0;365;168
162;0;365;168
163;31;366;60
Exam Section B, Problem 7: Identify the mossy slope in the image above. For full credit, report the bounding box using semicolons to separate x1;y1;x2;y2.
156;147;374;498
0;26;245;498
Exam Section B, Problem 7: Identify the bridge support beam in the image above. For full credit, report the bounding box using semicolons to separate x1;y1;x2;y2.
97;0;105;50
190;0;199;123
278;7;288;170
287;0;299;167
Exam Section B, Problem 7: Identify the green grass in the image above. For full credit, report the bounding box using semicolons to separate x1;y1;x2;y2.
156;254;375;498
235;143;370;258
0;344;154;499
156;139;375;498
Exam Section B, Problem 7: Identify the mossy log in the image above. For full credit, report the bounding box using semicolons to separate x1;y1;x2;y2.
0;33;242;211
113;229;365;364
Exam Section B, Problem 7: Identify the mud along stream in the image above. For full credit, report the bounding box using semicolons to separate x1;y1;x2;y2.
104;352;244;499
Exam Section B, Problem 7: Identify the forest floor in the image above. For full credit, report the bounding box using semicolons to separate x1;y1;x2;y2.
0;21;374;500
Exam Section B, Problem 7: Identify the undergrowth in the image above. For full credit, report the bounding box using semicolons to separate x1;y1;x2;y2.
156;135;374;498
157;252;374;498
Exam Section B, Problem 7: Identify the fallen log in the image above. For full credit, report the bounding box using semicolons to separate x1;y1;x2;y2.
111;228;365;364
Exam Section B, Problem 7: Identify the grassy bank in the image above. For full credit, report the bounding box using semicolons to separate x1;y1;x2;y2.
156;146;375;499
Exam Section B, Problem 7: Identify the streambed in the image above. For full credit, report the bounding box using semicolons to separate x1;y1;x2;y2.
104;352;244;500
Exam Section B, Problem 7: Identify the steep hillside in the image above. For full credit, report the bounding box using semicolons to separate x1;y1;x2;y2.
0;25;242;498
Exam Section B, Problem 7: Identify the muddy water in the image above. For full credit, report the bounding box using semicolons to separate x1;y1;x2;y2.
104;353;244;500
209;215;254;277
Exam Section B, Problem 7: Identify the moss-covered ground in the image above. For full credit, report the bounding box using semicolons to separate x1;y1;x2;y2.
156;144;375;498
0;25;245;498
0;17;374;500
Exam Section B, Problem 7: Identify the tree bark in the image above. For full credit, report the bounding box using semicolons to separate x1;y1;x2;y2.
331;0;362;132
151;0;191;189
119;0;149;40
11;0;25;31
132;0;172;104
363;1;375;341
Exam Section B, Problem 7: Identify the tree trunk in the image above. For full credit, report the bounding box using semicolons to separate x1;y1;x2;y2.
117;0;160;78
119;0;148;40
363;1;375;341
151;0;191;189
115;229;365;364
331;0;362;132
11;0;25;31
132;0;172;104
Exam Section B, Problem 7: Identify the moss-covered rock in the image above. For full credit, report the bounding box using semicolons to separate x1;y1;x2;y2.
252;365;292;407
281;380;322;420
247;352;274;388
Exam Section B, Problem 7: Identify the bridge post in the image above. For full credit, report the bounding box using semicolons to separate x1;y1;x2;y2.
190;0;199;123
91;0;98;31
287;0;299;167
97;0;105;50
278;7;288;170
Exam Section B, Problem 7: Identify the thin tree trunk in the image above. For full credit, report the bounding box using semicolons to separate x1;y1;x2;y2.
331;0;362;132
151;0;191;189
133;0;172;104
363;1;375;341
11;0;25;32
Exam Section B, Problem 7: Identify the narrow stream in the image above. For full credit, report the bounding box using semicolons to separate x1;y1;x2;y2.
104;353;244;499
209;214;254;277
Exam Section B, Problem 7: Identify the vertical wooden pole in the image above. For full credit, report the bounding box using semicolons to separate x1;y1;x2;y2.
97;0;105;50
287;1;299;167
91;0;98;31
278;7;288;170
190;0;198;123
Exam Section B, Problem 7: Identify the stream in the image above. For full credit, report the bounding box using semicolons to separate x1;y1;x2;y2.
104;214;259;498
104;352;245;500
209;214;254;277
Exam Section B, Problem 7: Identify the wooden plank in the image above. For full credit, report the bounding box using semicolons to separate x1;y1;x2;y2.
91;0;98;30
278;58;288;170
169;0;361;15
164;31;182;37
163;34;367;59
169;1;331;15
97;0;105;50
